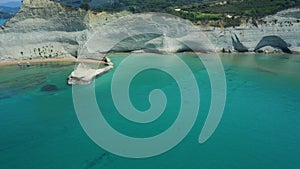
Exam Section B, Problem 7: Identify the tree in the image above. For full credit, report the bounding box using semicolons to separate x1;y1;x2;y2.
129;7;136;13
80;3;90;11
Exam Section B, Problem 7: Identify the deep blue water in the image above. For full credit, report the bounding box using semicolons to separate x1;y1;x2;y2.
0;54;300;169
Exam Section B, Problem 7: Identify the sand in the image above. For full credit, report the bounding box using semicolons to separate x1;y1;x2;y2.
0;58;106;66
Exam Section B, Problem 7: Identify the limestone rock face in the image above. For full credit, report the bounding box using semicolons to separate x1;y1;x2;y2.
0;0;121;61
0;0;300;61
205;8;300;53
0;0;85;60
82;12;215;56
231;33;248;52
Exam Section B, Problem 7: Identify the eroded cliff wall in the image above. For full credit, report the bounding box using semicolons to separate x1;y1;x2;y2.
0;0;299;61
0;0;122;61
205;8;300;53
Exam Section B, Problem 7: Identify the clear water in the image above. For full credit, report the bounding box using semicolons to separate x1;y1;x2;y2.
0;19;7;26
1;54;300;169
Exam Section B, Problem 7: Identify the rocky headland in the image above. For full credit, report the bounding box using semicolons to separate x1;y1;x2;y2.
205;8;300;54
0;0;299;85
0;0;125;61
0;0;299;61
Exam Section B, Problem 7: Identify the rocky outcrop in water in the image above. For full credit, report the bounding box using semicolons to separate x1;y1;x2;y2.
67;62;113;85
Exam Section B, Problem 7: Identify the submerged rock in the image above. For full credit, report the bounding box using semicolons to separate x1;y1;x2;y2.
40;84;58;92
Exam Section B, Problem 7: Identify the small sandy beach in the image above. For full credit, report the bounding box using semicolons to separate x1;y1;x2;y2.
0;58;106;66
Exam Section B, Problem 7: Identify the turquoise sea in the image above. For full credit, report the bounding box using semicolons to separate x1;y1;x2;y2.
1;54;300;169
0;19;7;26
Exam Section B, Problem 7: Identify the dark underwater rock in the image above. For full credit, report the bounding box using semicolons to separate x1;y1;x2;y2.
40;84;58;92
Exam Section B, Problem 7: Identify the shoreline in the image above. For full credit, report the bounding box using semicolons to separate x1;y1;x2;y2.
0;52;298;67
0;58;106;66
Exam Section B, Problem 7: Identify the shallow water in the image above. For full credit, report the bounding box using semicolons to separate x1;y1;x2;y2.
0;54;300;169
0;19;7;26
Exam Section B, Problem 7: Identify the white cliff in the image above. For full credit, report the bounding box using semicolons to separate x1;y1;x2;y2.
0;0;299;62
0;0;124;61
205;8;300;53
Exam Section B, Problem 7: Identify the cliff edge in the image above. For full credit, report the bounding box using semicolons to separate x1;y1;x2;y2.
0;0;299;61
205;8;300;53
0;0;123;61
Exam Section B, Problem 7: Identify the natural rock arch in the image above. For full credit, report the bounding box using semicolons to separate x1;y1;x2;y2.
254;36;292;53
